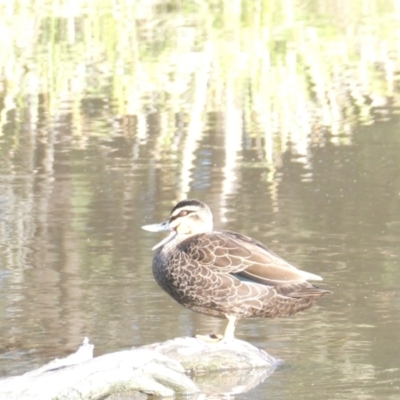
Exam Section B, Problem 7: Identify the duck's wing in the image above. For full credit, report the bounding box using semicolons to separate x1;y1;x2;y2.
178;231;322;286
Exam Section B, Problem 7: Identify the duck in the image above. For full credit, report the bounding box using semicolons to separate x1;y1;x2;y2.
142;199;330;342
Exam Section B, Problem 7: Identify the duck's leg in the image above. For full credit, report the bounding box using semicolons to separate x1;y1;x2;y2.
223;314;237;342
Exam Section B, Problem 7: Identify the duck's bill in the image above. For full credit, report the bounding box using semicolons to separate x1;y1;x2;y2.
150;230;177;250
142;221;177;251
142;221;170;232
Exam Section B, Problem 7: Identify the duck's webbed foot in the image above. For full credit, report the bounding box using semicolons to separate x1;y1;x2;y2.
194;315;238;343
194;333;224;343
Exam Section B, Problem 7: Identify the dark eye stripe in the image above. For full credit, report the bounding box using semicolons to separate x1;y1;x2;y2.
170;210;193;222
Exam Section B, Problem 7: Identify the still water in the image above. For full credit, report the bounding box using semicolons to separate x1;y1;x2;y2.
1;1;400;398
1;111;400;399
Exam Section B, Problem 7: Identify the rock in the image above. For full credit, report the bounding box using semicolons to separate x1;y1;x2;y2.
143;336;281;371
0;337;280;399
143;336;281;396
0;339;199;400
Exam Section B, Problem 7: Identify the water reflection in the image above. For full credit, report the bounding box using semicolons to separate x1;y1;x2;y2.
1;2;400;399
192;366;278;399
1;104;400;397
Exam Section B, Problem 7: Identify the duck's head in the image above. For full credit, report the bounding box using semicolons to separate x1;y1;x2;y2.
142;199;213;250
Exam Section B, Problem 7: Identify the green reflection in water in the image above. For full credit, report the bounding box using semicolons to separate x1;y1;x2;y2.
1;1;400;399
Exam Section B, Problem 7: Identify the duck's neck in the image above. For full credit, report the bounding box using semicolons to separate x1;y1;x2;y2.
161;232;194;252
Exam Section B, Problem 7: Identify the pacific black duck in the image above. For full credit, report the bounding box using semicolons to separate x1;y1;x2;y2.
142;199;330;341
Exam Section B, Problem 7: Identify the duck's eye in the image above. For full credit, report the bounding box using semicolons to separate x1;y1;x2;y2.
179;210;188;217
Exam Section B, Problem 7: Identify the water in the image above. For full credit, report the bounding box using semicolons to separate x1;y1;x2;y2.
1;112;400;398
1;2;400;398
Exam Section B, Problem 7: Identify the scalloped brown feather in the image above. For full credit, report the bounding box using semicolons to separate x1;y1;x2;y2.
144;199;330;337
152;230;330;320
